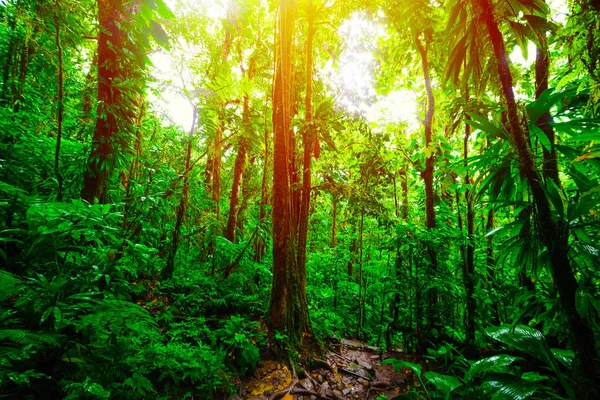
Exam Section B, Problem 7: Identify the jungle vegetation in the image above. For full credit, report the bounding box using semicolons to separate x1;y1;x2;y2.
1;0;599;398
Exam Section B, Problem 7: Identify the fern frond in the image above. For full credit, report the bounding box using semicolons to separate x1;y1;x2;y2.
0;329;60;346
0;270;23;302
76;300;158;334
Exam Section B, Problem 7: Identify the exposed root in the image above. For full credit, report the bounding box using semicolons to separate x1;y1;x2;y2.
269;354;298;400
339;367;372;381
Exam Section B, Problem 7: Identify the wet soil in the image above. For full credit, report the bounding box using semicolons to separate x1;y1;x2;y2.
234;339;421;400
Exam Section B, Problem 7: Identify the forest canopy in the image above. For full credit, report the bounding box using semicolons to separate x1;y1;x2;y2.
1;0;599;398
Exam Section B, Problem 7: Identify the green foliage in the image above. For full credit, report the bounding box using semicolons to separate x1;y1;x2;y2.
215;315;262;375
1;0;600;397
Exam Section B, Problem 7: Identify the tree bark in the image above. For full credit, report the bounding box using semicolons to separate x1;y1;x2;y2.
400;168;409;220
54;7;64;201
415;33;439;329
225;142;247;243
297;0;315;303
481;0;598;386
164;107;197;278
268;0;308;343
463;105;475;348
535;41;559;184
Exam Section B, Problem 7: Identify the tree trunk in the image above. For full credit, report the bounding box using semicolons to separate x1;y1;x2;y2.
82;0;125;203
212;118;223;215
535;41;559;185
82;0;141;203
463;106;475;348
415;33;439;329
164;107;197;278
268;0;308;343
254;124;270;262
400;168;409;220
225;142;246;243
481;0;598;386
296;0;315;290
486;207;500;325
331;194;338;247
54;9;64;201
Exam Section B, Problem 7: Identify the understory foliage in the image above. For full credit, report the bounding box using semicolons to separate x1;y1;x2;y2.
1;0;599;399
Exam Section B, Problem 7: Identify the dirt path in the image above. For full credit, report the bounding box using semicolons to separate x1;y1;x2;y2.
233;339;419;400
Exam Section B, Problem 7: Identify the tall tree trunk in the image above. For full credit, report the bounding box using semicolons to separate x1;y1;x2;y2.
463;105;475;348
297;0;315;291
415;33;439;329
82;0;125;203
225;142;246;243
82;0;140;203
535;40;559;184
331;194;338;247
254;123;270;262
54;7;64;201
481;0;598;386
400;168;409;220
212;119;223;215
358;207;365;336
0;7;17;108
486;207;500;325
269;0;308;343
164;107;197;278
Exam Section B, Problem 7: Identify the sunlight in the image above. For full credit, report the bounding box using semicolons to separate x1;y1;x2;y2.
149;0;226;131
321;13;419;130
320;13;383;115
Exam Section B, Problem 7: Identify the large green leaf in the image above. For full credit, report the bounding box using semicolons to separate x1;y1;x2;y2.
481;373;538;400
465;354;523;381
424;371;463;396
485;326;554;366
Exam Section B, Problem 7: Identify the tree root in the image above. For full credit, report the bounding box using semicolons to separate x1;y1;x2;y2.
339;367;372;381
269;354;298;400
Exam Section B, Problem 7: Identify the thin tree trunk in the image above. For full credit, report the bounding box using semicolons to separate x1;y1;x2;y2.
358;207;365;336
225;143;246;243
212;119;223;215
164;106;197;278
331;194;338;247
254;123;270;262
54;8;64;201
486;207;500;325
534;22;559;185
297;0;315;288
463;105;475;348
481;0;597;386
401;168;409;220
415;33;439;329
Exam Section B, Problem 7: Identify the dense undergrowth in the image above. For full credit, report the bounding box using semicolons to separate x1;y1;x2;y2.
0;191;596;399
2;0;600;398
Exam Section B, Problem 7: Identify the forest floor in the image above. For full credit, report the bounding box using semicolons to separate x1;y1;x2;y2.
231;339;419;400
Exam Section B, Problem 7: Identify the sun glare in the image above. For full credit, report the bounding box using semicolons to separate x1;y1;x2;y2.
320;13;419;130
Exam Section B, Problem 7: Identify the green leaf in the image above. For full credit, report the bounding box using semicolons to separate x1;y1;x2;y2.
542;178;565;219
550;348;574;367
485;325;554;367
566;132;600;142
40;307;54;325
466;112;503;138
382;359;422;377
481;372;538;400
466;354;523;381
150;20;170;49
423;371;463;395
